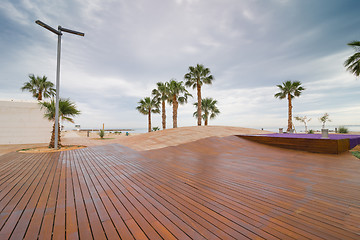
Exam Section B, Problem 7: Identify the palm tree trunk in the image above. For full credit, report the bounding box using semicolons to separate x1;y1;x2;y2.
197;83;202;126
162;100;166;130
173;96;178;128
49;121;62;148
49;122;55;148
287;94;292;132
148;110;151;133
205;117;208;126
38;91;42;100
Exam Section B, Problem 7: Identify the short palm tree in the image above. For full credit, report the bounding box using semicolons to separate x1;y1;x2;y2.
21;74;56;100
167;79;192;128
193;98;220;126
274;81;305;132
152;82;169;130
184;64;214;126
136;97;160;133
344;40;360;77
40;98;80;148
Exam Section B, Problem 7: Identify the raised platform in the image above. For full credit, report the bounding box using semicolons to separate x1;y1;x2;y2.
238;133;360;154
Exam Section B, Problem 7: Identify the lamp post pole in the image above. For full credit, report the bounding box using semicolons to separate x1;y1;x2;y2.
54;27;62;149
35;20;84;149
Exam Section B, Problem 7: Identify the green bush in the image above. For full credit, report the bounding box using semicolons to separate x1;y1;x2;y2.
152;127;160;132
351;151;360;159
308;129;314;134
338;126;349;134
99;129;105;139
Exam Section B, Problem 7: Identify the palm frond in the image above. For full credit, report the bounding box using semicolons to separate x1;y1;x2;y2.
344;41;360;77
39;98;80;122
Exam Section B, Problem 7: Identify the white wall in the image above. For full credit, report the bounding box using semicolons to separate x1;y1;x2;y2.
0;100;52;144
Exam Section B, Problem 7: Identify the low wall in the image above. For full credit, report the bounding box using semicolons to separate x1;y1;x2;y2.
237;135;350;154
0;100;52;144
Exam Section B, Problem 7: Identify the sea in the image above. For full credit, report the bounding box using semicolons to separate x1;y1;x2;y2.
67;125;360;134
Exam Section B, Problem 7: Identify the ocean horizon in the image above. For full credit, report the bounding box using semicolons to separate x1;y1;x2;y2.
66;125;360;133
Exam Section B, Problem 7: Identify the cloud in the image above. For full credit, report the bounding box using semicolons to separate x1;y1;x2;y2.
0;1;30;26
1;0;360;131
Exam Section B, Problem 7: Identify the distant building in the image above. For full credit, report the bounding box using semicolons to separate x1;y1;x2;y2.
0;99;52;144
75;124;81;131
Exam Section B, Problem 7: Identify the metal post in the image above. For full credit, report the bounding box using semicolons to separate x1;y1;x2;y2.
35;20;84;149
54;28;62;149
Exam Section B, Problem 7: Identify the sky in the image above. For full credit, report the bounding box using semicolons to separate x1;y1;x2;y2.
0;0;359;131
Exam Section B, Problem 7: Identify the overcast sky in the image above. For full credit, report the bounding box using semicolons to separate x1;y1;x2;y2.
1;0;359;131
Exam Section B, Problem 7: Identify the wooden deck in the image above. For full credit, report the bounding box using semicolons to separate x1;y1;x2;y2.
238;135;350;154
0;136;359;239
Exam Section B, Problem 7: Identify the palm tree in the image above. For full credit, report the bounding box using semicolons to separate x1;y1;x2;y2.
344;40;360;77
136;97;160;133
274;80;305;132
21;74;56;100
167;79;192;128
193;98;220;126
152;82;169;130
39;98;80;148
184;64;214;126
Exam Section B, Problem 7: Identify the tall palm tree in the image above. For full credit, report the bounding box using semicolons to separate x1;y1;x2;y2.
167;79;192;128
193;98;220;126
152;82;169;130
274;80;305;132
344;40;360;77
184;64;214;126
39;98;80;148
136;97;160;133
21;74;56;100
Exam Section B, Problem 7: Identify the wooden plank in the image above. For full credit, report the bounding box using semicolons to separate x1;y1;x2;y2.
64;151;79;240
86;150;193;240
237;135;350;154
75;149;134;240
71;149;107;240
52;153;67;240
1;135;359;239
0;153;54;239
68;150;93;240
38;152;63;239
76;148;161;240
10;153;58;240
23;153;60;239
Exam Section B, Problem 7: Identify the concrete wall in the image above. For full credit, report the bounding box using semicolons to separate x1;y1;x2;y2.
0;100;52;144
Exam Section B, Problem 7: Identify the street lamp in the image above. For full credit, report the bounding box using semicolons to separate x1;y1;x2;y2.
35;20;84;149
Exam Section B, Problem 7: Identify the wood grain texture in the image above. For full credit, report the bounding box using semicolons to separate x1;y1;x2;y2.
0;136;359;239
238;135;350;154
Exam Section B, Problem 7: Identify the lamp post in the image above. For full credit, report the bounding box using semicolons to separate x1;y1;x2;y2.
35;20;84;149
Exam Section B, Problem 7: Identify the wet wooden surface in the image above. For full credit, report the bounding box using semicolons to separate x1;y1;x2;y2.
0;136;359;239
238;135;350;154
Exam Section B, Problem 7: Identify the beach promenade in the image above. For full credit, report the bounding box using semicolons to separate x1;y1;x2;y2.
0;126;359;239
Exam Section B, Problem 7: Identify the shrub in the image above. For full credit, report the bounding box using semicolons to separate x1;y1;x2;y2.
351;151;360;159
308;129;314;134
338;126;349;134
152;127;160;132
99;129;105;139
